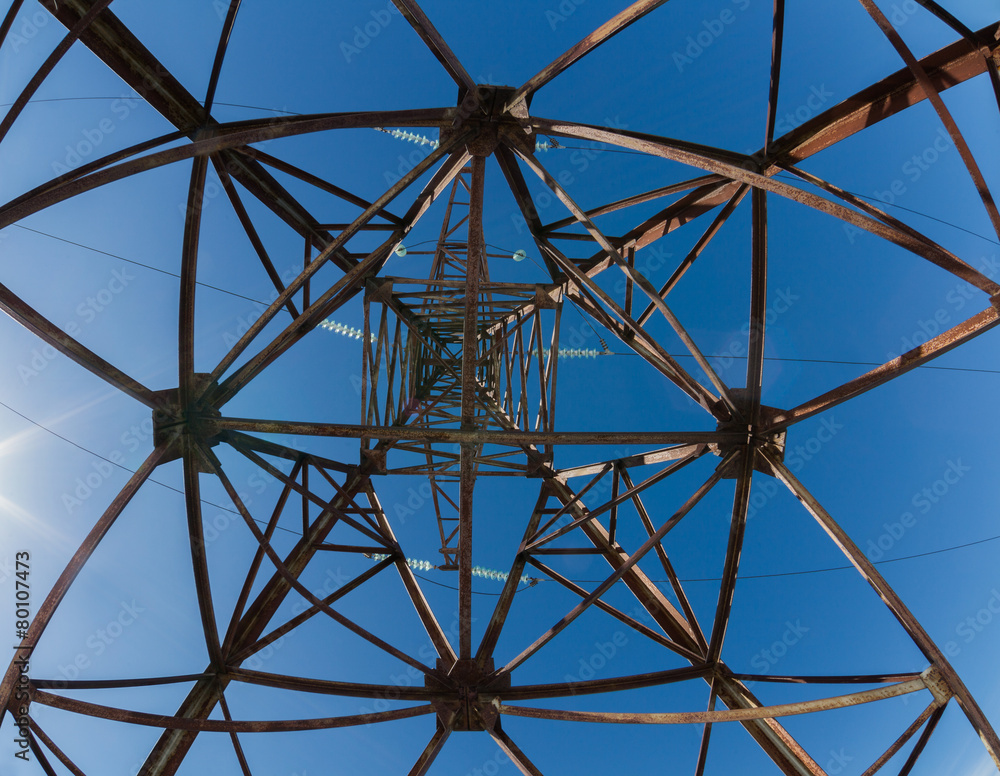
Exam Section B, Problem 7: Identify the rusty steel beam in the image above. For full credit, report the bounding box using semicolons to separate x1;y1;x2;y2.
0;2;27;50
0;281;163;409
407;723;452;776
534;467;826;775
457;155;486;658
27;719;88;776
214;418;743;446
33;0;396;272
203;0;241;114
859;701;943;776
530;118;1000;295
0;108;456;232
764;0;786;150
764;451;1000;767
177;156;208;409
513;147;741;421
706;449;754;663
508;0;670;107
368;486;459;667
136;389;446;774
635;184;750;326
496;467;722;676
208;142;473;405
0;0;113;143
32;675;210;691
7;4;1000;774
1;447;167;713
181;449;224;669
133;437;445;776
765;302;1000;433
488;725;545;776
498;676;932;724
859;0;1000;240
768;21;1000;165
495;24;1000;315
391;0;477;94
222;668;441;701
32;689;436;732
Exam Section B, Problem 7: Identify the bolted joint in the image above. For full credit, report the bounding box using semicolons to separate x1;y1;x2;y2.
425;658;510;732
439;84;535;158
921;666;953;707
526;451;554;478
150;375;222;466
711;388;786;478
360;447;387;475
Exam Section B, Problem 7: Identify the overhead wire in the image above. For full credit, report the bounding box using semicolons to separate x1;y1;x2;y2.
6;96;1000;251
4;99;999;587
3;397;999;589
8;220;1000;374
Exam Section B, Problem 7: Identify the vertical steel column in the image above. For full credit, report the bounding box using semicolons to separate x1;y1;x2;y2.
458;154;486;659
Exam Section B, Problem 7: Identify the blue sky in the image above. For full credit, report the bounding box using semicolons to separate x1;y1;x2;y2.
1;0;1000;774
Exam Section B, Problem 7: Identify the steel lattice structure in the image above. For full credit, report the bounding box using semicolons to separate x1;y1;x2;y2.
2;0;1000;773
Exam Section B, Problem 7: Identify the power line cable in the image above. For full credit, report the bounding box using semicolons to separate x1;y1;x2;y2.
4;398;998;585
0;398;301;536
9;223;999;376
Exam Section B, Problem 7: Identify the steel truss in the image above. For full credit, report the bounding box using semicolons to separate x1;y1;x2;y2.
2;1;1000;774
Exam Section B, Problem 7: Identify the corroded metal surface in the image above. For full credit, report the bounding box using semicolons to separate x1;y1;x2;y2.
2;1;999;774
